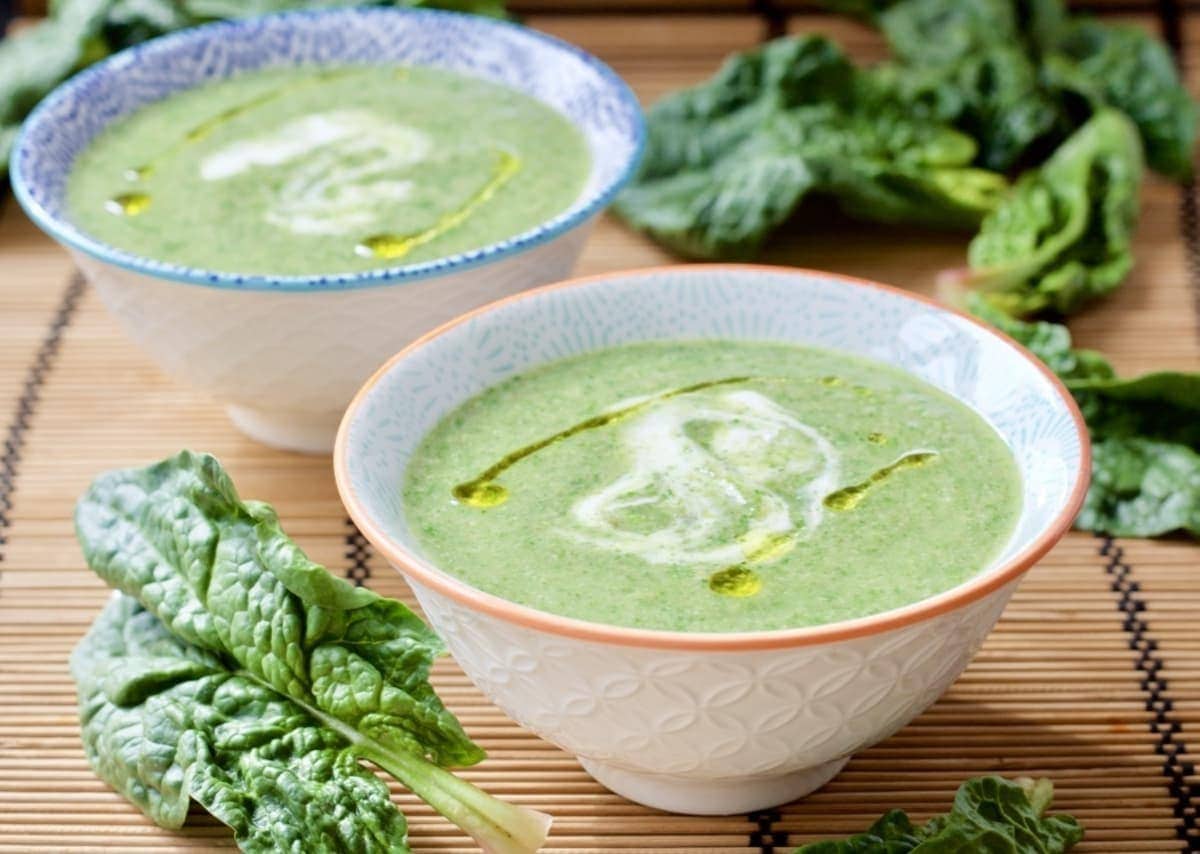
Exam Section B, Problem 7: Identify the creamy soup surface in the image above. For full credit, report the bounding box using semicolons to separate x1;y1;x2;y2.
403;340;1022;633
67;65;590;275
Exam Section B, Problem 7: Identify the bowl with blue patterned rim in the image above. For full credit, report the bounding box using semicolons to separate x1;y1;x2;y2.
335;264;1090;816
11;8;644;453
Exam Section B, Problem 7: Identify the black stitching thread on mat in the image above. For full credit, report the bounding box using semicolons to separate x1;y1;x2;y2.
1101;535;1198;850
344;519;372;587
748;809;787;854
753;0;787;40
0;274;85;567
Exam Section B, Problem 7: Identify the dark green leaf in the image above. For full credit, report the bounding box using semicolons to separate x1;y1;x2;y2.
73;451;550;853
864;0;1068;171
847;0;1195;177
1047;20;1198;181
1079;438;1200;537
866;48;1063;173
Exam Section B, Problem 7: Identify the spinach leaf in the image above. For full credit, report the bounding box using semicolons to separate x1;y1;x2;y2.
1080;438;1200;538
0;0;507;175
1072;371;1200;448
845;0;1196;179
853;0;1067;172
73;593;412;852
866;47;1062;173
953;109;1142;316
794;775;1082;852
72;451;550;853
614;36;1007;260
969;297;1200;540
0;0;112;173
1047;19;1198;181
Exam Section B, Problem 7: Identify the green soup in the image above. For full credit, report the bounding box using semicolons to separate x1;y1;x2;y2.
66;65;590;275
403;340;1022;633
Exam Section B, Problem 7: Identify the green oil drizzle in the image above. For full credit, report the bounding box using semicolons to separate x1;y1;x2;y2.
740;530;796;563
819;375;843;387
706;530;798;599
358;150;521;260
867;431;888;445
823;450;938;512
452;376;759;508
104;192;151;216
708;566;762;597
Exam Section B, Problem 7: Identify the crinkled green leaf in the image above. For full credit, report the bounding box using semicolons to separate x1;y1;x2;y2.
839;0;1195;178
614;35;1007;260
968;297;1200;540
961;109;1142;316
866;46;1062;173
72;594;411;853
75;450;479;767
793;776;1082;852
73;451;550;854
1079;438;1200;538
1048;19;1198;181
859;0;1068;172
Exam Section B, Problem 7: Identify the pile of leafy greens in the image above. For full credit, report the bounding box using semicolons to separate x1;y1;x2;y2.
612;36;1008;259
0;0;506;174
793;775;1082;852
971;298;1200;539
615;0;1195;316
70;451;549;853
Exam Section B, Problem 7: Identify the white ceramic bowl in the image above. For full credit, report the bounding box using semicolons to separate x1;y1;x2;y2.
11;9;644;453
335;265;1089;815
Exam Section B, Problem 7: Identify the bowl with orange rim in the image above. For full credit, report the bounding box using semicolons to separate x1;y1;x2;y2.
334;264;1089;815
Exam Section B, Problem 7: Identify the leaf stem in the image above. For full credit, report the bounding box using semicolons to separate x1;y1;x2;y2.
238;671;550;853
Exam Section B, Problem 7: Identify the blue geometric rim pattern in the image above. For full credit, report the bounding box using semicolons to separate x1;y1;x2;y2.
11;7;646;292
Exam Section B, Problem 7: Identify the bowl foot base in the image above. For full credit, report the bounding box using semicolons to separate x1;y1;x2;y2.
578;755;849;815
226;404;339;454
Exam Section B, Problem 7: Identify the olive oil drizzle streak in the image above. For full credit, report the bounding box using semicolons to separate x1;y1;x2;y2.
108;68;363;212
358;149;521;260
823;450;938;511
452;376;758;508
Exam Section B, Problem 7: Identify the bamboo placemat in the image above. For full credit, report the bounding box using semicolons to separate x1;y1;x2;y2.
1;6;1198;853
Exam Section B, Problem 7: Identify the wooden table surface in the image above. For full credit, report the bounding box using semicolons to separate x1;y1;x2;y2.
0;3;1198;852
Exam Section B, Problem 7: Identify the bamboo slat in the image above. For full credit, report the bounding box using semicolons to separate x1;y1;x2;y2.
0;7;1198;854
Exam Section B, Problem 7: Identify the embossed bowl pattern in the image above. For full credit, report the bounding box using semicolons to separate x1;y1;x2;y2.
335;265;1090;814
11;8;644;452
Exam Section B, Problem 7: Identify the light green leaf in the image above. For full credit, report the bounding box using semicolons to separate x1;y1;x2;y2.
962;109;1143;316
72;594;411;852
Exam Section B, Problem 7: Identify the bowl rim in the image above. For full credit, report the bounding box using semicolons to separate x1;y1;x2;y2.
334;264;1092;651
10;7;645;293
